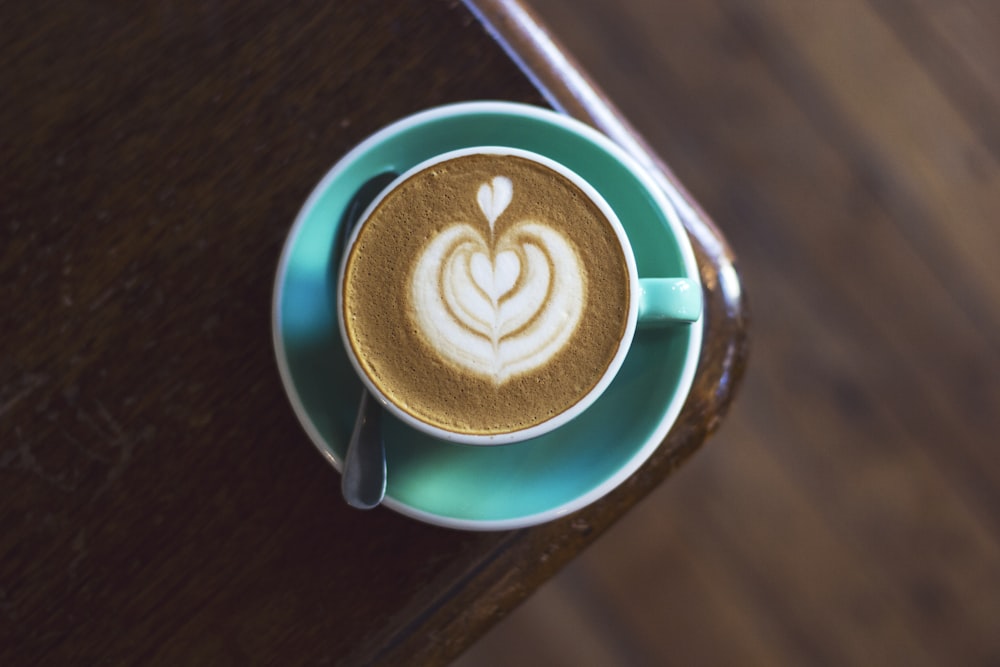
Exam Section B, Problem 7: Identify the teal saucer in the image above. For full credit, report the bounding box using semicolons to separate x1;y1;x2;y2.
272;101;703;530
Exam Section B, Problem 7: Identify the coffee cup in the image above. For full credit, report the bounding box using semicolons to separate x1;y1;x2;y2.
338;146;701;445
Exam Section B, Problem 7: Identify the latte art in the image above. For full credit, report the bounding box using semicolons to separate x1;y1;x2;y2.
411;217;586;383
341;152;631;436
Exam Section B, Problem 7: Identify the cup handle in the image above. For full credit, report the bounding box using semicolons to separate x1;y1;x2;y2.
637;278;703;325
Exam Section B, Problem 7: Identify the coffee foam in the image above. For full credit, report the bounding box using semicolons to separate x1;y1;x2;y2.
342;154;630;435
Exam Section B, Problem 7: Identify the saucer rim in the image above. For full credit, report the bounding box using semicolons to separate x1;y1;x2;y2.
272;100;703;531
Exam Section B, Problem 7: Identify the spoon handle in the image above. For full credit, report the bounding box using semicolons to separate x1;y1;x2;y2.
336;170;397;510
342;390;386;509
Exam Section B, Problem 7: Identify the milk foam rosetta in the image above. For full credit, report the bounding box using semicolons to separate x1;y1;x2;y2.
410;175;586;383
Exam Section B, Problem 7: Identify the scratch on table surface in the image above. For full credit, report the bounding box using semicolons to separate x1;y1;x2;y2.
76;399;137;498
1;431;81;492
67;529;89;579
0;373;46;419
87;286;116;312
1;384;140;498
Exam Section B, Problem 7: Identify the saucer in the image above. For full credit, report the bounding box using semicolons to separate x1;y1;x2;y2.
272;101;703;530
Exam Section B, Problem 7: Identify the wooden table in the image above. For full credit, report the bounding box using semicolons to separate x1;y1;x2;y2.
0;1;746;664
456;2;1000;665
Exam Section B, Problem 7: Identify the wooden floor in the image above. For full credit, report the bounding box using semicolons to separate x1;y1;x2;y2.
456;1;1000;665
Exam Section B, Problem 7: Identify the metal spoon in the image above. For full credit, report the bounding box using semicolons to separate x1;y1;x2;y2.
337;170;398;509
342;389;385;509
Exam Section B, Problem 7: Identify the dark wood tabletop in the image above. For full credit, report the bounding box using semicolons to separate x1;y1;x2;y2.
0;1;746;664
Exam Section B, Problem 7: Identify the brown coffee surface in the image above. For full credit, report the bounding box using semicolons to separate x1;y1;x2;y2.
341;153;630;436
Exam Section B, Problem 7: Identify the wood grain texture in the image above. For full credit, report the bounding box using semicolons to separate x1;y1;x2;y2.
457;0;1000;665
0;0;744;665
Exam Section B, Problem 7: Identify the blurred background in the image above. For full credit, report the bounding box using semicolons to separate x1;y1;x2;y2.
457;1;1000;665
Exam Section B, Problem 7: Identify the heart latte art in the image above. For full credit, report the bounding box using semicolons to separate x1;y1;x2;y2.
410;177;586;384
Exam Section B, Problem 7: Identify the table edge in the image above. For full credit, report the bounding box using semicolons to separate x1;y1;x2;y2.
358;1;751;663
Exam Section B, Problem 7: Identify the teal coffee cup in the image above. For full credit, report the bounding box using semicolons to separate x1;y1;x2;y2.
274;102;704;529
337;146;700;446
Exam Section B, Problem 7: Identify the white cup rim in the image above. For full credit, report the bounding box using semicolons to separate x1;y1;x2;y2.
337;146;640;445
